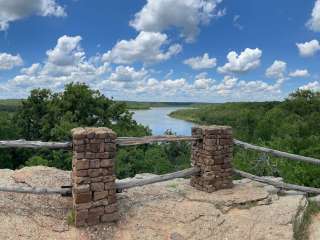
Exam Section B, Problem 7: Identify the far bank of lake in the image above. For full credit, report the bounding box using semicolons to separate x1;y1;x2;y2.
131;107;195;136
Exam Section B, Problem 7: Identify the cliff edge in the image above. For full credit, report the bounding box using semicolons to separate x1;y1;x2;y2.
0;166;313;240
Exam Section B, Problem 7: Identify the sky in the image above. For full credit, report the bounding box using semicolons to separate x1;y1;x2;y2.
0;0;320;102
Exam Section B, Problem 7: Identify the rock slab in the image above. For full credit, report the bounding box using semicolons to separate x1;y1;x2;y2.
0;166;309;240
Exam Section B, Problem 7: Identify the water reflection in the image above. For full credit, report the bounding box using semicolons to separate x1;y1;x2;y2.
131;107;195;136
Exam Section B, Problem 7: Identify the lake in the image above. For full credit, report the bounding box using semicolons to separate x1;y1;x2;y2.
131;107;195;136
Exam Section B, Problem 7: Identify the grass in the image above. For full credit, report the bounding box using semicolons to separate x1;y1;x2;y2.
294;201;320;240
67;209;75;225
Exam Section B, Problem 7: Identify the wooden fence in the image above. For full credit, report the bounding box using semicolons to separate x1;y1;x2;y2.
1;130;320;195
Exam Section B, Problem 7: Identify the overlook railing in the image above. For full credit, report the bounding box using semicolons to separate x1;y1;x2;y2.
1;125;320;226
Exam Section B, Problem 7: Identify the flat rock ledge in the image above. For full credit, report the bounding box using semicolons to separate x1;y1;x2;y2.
0;166;310;240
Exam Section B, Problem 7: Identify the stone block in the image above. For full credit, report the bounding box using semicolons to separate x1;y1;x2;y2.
101;213;119;223
75;159;89;170
93;191;108;201
74;192;92;204
88;169;102;178
100;159;113;167
76;170;88;177
91;182;104;192
89;159;100;169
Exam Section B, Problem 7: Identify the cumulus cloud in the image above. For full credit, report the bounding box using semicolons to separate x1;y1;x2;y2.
0;53;23;70
289;69;310;78
184;53;217;70
265;60;287;79
0;0;66;31
7;35;108;93
109;66;148;82
46;35;84;66
307;0;320;32
130;0;224;42
102;31;182;65
296;40;320;57
217;48;262;74
299;81;320;91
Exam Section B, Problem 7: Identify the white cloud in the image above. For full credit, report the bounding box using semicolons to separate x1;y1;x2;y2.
194;77;214;89
7;35;106;93
299;81;320;91
217;48;262;74
0;0;66;31
289;69;310;78
296;40;320;57
130;0;224;42
265;60;287;79
46;35;84;66
307;0;320;32
102;31;182;65
0;53;23;70
109;66;148;82
20;63;41;75
184;53;217;70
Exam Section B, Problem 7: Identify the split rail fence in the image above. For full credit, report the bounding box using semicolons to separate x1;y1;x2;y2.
1;125;320;226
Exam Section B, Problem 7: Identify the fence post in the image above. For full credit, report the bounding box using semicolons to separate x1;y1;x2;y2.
191;125;233;192
71;127;118;227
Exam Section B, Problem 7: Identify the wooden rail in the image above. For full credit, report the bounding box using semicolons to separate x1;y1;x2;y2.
0;136;198;149
234;169;320;194
0;185;71;195
115;167;199;190
234;139;320;165
116;135;199;146
0;168;200;195
0;140;72;149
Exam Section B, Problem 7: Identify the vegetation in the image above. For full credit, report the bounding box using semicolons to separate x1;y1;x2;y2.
1;84;320;187
170;90;320;188
293;201;320;240
122;101;200;110
0;83;190;178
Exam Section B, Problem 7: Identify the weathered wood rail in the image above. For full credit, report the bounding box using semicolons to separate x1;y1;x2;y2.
1;129;320;197
116;167;199;190
234;139;320;165
0;135;198;149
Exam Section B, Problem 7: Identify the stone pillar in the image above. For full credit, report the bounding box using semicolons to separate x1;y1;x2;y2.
71;127;118;227
190;125;233;193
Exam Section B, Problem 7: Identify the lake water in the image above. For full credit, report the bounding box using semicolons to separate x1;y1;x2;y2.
131;107;195;136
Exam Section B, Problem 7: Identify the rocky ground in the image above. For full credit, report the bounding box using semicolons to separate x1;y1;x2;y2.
0;166;316;240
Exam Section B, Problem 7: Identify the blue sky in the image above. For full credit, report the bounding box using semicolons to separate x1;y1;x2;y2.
0;0;320;102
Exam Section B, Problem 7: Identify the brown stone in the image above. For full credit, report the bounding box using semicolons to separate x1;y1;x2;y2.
75;159;89;170
93;191;108;201
89;206;104;216
88;169;101;178
105;203;117;214
91;182;104;191
76;170;88;177
87;213;100;226
73;184;90;193
100;159;113;167
89;159;100;169
85;152;96;159
105;182;115;190
74;192;92;204
100;212;119;223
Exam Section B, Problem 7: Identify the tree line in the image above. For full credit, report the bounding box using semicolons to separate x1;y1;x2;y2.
0;83;190;178
170;90;320;187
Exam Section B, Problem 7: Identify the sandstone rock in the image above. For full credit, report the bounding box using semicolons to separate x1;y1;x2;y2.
0;166;312;240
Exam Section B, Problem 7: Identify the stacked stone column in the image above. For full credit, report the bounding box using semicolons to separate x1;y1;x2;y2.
190;125;233;193
71;127;118;227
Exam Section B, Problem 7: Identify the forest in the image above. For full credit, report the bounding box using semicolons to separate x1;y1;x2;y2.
0;83;191;179
1;83;320;187
170;90;320;187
